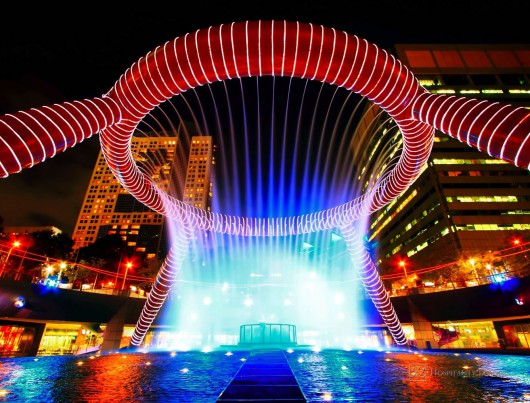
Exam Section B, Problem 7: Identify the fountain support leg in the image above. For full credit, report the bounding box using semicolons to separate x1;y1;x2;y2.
130;222;194;347
340;222;408;345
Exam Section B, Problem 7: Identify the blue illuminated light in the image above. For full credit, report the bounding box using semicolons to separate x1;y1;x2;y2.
492;273;507;284
14;296;25;308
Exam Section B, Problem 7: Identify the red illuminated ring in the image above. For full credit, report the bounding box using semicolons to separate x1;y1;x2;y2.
99;20;434;235
1;21;529;235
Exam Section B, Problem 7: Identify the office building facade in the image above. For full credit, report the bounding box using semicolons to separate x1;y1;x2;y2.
72;132;214;261
182;136;215;211
356;44;530;271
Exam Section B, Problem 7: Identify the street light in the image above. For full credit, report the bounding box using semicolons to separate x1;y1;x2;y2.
399;260;408;282
1;240;21;277
58;262;67;282
14;242;29;281
513;237;528;262
114;254;124;290
486;263;494;282
469;258;480;284
122;262;133;291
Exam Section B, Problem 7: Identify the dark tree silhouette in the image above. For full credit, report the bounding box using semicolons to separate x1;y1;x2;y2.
29;230;74;260
76;234;128;272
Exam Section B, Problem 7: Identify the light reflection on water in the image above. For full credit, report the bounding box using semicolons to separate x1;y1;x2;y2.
286;349;530;402
0;349;529;402
0;350;246;402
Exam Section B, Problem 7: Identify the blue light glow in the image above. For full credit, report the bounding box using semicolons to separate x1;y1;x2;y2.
14;296;25;308
133;75;382;349
161;229;364;348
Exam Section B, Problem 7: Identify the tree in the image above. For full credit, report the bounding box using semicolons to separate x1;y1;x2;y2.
73;258;106;289
135;258;161;292
72;262;93;290
6;230;73;281
495;232;530;277
29;230;74;260
76;234;127;272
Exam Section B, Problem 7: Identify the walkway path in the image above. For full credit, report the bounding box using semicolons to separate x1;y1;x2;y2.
217;349;307;402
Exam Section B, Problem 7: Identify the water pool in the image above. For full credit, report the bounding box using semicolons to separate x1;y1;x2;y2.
1;349;529;402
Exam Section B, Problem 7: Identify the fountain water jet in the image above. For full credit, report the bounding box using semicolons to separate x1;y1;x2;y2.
142;76;371;349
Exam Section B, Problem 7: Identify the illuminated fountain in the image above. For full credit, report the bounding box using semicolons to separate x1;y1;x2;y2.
145;75;372;349
0;21;529;352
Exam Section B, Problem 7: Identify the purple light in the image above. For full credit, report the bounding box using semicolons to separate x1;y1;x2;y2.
340;222;407;345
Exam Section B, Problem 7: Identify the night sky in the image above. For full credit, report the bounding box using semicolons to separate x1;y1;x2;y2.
1;1;529;235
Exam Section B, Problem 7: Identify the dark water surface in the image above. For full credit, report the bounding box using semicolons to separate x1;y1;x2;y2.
1;349;529;402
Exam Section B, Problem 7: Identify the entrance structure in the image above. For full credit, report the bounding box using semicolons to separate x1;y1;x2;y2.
238;323;298;347
0;21;529;348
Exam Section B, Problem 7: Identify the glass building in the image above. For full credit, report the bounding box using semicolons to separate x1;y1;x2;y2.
350;44;530;350
360;44;530;271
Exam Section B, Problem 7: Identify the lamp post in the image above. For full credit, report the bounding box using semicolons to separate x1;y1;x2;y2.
122;262;133;291
44;264;55;286
469;258;480;284
58;262;67;282
1;240;21;277
513;238;528;262
486;263;493;283
399;260;408;283
14;243;28;281
114;255;123;290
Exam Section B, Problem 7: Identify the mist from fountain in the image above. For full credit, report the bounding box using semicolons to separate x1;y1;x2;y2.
140;75;397;350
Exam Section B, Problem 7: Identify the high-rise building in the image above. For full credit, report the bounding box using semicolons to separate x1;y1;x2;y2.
72;131;215;261
182;136;215;211
356;44;530;271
